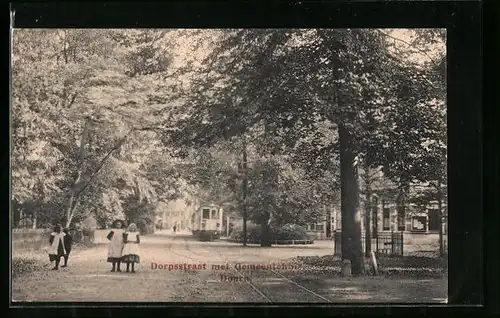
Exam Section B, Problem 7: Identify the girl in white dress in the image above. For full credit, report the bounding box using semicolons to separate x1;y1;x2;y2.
48;225;66;270
106;220;125;272
122;223;141;273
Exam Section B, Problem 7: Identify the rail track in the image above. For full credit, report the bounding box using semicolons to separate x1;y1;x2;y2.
165;234;331;303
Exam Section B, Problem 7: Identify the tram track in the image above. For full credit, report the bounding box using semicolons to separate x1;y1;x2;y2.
168;235;331;303
165;236;273;302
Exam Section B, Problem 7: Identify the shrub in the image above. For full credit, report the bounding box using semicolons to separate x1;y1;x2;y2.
228;222;261;242
273;224;310;241
199;231;215;241
229;223;310;242
12;255;44;279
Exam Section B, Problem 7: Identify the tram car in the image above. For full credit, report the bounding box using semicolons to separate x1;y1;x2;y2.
191;204;223;241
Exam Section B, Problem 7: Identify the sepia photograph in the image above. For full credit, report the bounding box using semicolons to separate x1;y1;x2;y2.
11;28;447;303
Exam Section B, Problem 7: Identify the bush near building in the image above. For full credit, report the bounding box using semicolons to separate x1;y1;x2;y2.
229;223;312;243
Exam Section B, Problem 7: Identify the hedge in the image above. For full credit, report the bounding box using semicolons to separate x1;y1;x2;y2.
228;223;313;244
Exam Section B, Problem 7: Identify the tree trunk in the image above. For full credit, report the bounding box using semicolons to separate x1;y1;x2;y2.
261;222;272;247
396;177;410;232
65;188;79;228
32;209;37;229
259;119;275;248
339;122;364;275
260;164;273;247
364;170;372;257
242;136;248;247
437;179;444;256
65;119;90;228
19;209;24;227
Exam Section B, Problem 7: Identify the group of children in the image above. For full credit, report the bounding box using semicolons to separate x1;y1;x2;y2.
47;219;141;273
106;220;141;273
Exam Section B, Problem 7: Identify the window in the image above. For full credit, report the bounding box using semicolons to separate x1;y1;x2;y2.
383;208;391;230
428;209;440;231
308;223;323;231
202;209;210;219
411;216;427;232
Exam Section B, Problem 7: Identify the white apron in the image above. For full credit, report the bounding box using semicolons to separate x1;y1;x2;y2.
107;229;125;258
122;232;140;256
48;232;66;255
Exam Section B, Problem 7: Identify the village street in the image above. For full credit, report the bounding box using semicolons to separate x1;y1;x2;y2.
12;232;447;303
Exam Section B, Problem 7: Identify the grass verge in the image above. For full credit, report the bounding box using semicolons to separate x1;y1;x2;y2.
12;242;106;279
12;251;46;279
292;254;448;278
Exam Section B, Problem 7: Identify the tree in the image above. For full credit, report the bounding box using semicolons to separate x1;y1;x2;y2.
159;29;366;272
11;29;183;229
162;28;446;273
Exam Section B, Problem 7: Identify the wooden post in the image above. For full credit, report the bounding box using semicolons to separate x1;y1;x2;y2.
226;216;230;237
370;251;378;275
341;259;352;277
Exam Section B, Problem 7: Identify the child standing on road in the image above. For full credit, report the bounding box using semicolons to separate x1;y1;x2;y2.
61;228;73;267
122;223;140;273
48;225;66;270
107;220;125;272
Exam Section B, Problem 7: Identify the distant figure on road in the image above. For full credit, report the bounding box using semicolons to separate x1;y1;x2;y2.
62;228;73;267
48;225;67;270
173;225;177;234
107;220;125;272
122;223;141;273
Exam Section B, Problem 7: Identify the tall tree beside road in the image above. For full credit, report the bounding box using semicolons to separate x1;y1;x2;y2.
11;29;185;228
163;28;446;273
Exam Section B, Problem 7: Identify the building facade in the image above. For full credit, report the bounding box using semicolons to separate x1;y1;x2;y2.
305;173;447;240
161;199;194;231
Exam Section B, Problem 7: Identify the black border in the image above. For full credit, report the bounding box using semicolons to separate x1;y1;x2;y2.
483;0;499;315
7;1;490;316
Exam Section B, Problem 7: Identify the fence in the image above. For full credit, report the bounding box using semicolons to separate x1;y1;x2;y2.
12;228;109;252
333;231;404;256
12;229;51;252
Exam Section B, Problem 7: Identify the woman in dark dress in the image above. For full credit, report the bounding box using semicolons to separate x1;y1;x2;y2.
62;228;73;267
48;225;66;270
